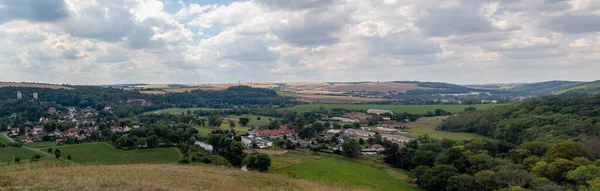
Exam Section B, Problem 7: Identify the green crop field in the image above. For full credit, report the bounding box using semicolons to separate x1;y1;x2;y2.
141;108;217;115
282;104;501;114
408;117;491;141
45;142;180;165
0;147;46;163
25;141;57;148
277;157;418;191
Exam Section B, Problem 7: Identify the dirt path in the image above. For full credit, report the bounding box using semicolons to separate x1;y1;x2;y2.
2;133;15;143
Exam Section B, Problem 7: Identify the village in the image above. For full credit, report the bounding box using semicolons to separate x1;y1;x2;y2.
239;108;414;156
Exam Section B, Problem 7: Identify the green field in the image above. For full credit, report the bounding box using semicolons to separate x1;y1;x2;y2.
268;150;325;170
25;141;57;148
141;108;217;115
408;117;491;141
0;135;11;145
45;142;180;165
0;147;46;163
277;157;418;191
282;104;501;114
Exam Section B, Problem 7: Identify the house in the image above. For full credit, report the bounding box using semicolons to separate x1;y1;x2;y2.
374;127;400;134
48;107;57;113
330;117;358;123
361;149;378;155
242;136;273;149
33;126;44;134
9;113;17;118
367;109;393;115
111;126;123;133
21;135;30;142
123;126;131;133
11;128;20;135
337;135;350;143
371;144;385;151
326;129;343;136
256;125;297;139
68;107;77;113
381;116;391;121
104;106;112;111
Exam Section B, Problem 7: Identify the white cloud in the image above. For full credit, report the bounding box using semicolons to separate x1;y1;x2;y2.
0;0;600;84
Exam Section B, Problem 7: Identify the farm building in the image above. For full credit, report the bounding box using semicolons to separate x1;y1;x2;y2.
242;135;272;149
367;109;393;115
344;129;374;137
330;117;358;122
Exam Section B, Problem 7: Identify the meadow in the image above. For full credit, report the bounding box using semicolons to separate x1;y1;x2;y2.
25;141;56;148
266;150;325;170
1;164;346;191
0;147;45;163
44;142;180;164
276;156;418;191
407;117;491;141
0;135;11;145
282;104;501;114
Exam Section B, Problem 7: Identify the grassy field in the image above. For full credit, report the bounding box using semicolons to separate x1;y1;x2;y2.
1;164;347;191
282;104;501;114
0;134;11;145
408;117;491;141
141;108;217;115
267;150;325;170
45;142;180;165
0;147;46;163
277;156;418;191
25;141;57;148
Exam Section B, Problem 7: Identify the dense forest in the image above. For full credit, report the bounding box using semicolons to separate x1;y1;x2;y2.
0;86;294;118
375;95;600;190
439;95;600;144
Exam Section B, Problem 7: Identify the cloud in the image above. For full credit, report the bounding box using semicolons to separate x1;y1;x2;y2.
0;0;70;23
416;4;495;37
254;0;334;11
542;14;600;33
1;0;600;84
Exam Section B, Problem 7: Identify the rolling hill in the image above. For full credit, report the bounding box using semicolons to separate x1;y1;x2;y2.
510;81;584;95
1;164;354;191
553;80;600;95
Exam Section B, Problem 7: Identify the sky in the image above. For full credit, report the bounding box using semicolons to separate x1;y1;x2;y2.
0;0;599;85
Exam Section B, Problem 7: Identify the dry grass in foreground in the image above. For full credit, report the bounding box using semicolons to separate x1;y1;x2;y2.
0;164;360;191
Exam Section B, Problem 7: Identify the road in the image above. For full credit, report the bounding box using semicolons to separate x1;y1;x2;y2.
2;133;15;143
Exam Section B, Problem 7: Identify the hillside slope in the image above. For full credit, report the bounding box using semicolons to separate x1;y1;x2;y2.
553;80;600;95
0;164;355;191
511;80;583;95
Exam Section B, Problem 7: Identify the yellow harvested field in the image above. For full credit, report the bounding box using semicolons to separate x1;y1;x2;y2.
1;164;354;191
0;82;72;89
140;90;166;94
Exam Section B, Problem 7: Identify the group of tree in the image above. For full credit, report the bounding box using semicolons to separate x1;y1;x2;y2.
440;95;600;144
382;134;600;191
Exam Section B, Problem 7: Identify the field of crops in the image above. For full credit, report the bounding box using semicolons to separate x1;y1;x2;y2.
276;157;418;191
282;104;502;114
44;143;180;165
